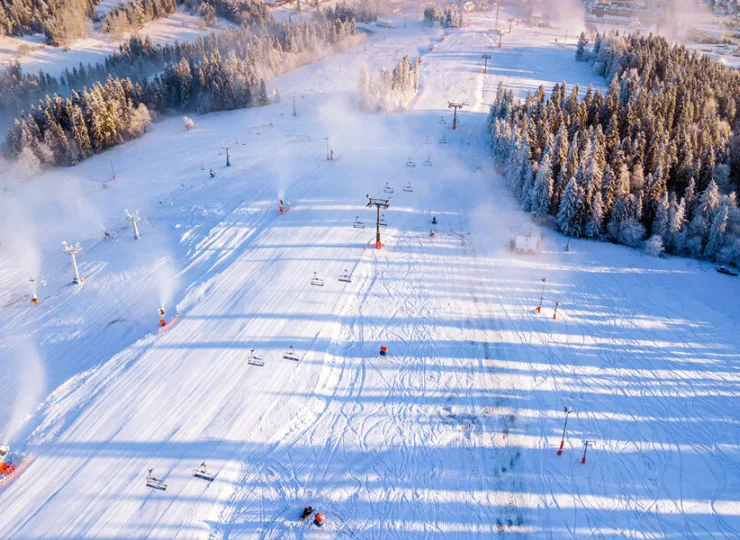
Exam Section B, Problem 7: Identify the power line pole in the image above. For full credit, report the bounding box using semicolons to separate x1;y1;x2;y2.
125;209;142;239
366;195;391;249
482;53;491;74
62;241;84;284
448;101;466;130
221;142;231;167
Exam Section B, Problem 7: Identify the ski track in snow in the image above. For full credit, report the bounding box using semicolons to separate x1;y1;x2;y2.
1;6;740;540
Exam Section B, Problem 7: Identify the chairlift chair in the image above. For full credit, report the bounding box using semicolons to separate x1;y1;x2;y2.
311;272;325;287
339;269;352;283
423;157;433;167
383;182;395;194
379;213;388;227
439;135;447;144
248;349;265;366
439;116;447;124
146;469;167;491
424;136;432;144
193;462;215;482
353;216;365;229
406;157;416;168
403;182;413;193
284;345;300;361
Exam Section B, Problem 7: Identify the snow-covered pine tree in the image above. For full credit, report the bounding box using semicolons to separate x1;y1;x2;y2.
531;146;554;223
704;204;728;259
557;177;584;237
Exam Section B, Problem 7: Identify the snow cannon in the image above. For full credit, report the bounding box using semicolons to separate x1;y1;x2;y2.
314;513;325;526
159;307;167;327
379;345;388;356
279;199;284;213
0;445;15;477
536;306;541;314
300;506;313;520
31;294;39;305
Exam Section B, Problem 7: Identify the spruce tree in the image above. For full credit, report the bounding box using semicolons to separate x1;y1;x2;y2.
557;177;584;237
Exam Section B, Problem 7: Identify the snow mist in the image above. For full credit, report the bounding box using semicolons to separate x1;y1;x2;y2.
2;340;47;445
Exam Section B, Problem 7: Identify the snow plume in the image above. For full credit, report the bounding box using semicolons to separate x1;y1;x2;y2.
658;0;715;42
533;0;586;34
154;256;179;311
0;185;42;295
2;340;46;445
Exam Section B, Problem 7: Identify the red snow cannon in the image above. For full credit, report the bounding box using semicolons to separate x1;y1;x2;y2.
314;513;325;526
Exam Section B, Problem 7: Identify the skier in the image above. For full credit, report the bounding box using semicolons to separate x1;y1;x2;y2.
430;230;435;238
379;345;388;356
279;199;284;213
209;169;216;178
432;216;437;225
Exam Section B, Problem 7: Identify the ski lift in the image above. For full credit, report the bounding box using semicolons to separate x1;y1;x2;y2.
310;272;325;287
439;134;447;144
439;116;447;124
339;269;352;283
406;157;416;168
383;182;394;194
379;213;388;227
248;349;265;367
353;216;365;229
423;156;433;167
284;345;300;361
424;136;432;144
403;182;413;193
146;469;167;491
193;462;215;482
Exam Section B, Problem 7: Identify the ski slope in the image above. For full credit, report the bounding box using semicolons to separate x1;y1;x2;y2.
1;6;740;539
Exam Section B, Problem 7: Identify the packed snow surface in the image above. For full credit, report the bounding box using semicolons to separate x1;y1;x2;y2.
1;6;739;539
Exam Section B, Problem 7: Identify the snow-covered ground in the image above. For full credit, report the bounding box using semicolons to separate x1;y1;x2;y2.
0;9;222;78
1;6;739;539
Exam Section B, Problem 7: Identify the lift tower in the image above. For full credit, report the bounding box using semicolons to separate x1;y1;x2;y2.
482;53;491;74
366;195;391;249
448;101;466;130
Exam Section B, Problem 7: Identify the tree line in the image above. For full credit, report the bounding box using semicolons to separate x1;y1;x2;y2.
101;0;178;36
488;31;740;264
423;3;463;28
5;15;360;169
358;56;419;113
0;0;100;45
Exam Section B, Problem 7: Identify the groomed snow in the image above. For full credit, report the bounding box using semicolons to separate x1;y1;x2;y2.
1;6;739;539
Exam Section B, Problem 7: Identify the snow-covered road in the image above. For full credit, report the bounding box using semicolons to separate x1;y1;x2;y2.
1;7;739;539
